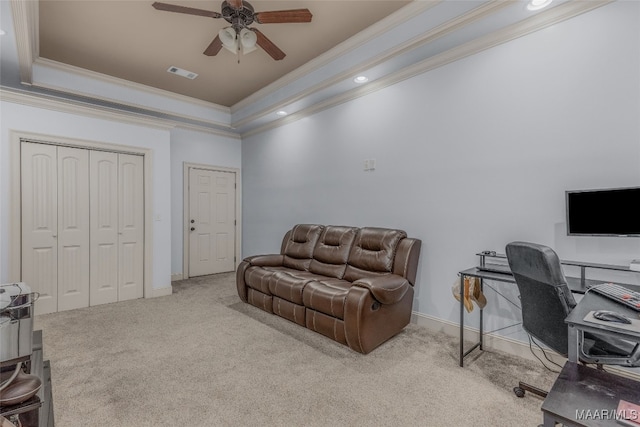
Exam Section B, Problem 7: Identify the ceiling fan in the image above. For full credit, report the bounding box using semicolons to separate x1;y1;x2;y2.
152;1;313;61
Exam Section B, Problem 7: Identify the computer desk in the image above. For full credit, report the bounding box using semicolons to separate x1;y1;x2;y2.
542;295;640;426
457;267;605;367
565;291;640;363
458;257;640;367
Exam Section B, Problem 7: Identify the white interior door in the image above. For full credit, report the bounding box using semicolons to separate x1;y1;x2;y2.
90;151;119;306
21;142;58;315
188;168;236;277
57;146;90;311
118;154;144;301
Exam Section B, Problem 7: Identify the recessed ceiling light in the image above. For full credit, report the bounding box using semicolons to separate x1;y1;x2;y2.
276;110;288;117
0;29;6;36
526;0;552;11
353;76;369;84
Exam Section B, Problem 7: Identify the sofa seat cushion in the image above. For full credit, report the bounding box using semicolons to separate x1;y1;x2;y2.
267;271;312;305
302;279;352;320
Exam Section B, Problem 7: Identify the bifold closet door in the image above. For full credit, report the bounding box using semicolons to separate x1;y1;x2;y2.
22;143;90;315
90;152;144;305
90;151;119;305
57;147;90;311
117;154;144;302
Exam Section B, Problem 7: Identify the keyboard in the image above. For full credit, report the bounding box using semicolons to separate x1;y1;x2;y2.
590;283;640;312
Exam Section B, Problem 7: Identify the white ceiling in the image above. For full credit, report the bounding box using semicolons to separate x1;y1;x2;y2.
0;0;612;137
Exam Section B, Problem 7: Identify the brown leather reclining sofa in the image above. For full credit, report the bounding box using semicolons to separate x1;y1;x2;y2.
236;224;421;353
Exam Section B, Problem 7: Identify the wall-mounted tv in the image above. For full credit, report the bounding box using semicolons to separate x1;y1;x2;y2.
566;187;640;237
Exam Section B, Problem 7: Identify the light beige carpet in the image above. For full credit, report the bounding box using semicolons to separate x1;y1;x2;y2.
34;273;556;426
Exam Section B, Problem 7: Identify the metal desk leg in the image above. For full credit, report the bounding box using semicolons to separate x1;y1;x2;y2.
459;274;465;367
567;324;579;363
479;278;484;351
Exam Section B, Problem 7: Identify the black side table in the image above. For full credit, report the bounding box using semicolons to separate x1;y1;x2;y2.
541;362;640;426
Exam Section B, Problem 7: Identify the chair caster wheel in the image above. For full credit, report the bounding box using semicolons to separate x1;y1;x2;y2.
513;386;525;398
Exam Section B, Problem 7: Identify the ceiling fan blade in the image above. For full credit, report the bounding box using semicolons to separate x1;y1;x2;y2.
227;0;244;10
203;35;223;56
152;2;221;19
254;9;312;24
252;29;285;60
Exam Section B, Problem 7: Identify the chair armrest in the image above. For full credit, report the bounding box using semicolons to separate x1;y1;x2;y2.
246;254;284;267
352;275;410;305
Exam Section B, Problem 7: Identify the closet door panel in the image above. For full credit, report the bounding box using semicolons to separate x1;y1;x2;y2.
118;154;144;301
57;147;90;311
21;142;58;315
90;151;119;306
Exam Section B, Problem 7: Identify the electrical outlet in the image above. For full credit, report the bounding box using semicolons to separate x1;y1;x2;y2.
363;159;370;171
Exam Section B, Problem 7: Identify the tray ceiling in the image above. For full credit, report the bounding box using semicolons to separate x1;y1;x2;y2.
38;0;410;107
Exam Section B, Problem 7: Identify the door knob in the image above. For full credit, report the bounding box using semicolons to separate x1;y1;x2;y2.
191;227;195;231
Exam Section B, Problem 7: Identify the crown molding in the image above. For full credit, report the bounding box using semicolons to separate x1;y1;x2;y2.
0;87;242;140
241;0;612;138
10;0;38;85
34;58;230;114
32;78;232;131
232;0;513;130
230;0;439;114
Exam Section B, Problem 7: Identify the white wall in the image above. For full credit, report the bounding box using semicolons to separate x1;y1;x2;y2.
241;2;640;342
0;100;172;291
169;128;241;276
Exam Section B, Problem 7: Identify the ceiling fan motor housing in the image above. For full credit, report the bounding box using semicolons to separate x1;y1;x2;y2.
221;0;255;29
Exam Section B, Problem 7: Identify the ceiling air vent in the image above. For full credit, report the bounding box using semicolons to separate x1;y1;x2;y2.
167;66;198;80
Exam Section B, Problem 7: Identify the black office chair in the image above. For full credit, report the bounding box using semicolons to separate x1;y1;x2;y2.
505;241;640;398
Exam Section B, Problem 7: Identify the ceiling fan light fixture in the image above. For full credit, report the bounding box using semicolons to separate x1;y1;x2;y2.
353;76;369;84
240;28;258;54
526;0;552;11
219;27;238;53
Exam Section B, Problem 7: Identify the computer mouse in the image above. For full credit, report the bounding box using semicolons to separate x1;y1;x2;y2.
593;310;632;324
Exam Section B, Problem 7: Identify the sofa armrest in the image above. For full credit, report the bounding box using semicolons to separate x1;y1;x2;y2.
352;275;410;305
246;254;284;267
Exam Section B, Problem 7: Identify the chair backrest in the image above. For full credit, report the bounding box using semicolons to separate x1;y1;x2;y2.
505;241;576;355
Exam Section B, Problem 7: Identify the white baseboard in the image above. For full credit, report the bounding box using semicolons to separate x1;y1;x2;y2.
171;273;184;282
150;286;173;298
411;311;640;381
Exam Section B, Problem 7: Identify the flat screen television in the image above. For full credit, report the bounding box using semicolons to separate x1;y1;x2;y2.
566;187;640;236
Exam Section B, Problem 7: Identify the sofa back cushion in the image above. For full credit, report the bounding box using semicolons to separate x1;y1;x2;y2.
309;226;358;279
282;224;324;270
344;227;407;282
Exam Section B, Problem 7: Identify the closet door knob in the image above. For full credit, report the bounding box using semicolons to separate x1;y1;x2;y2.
190;227;195;231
